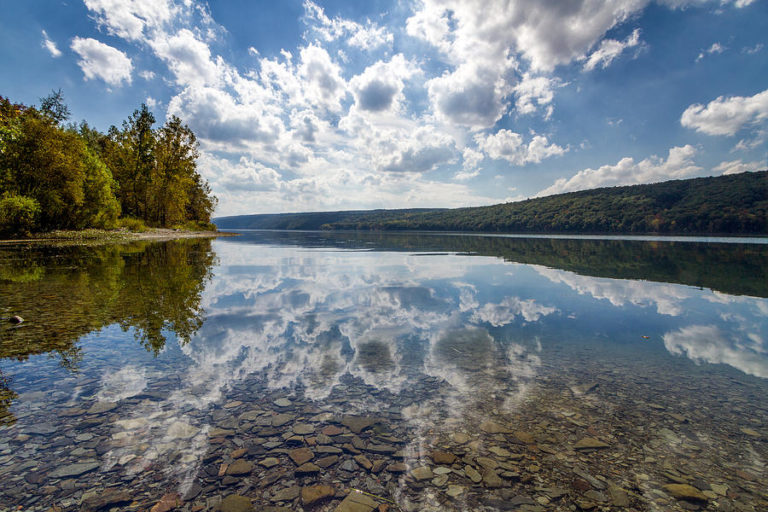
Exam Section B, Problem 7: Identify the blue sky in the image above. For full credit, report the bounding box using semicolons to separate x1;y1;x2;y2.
1;0;766;216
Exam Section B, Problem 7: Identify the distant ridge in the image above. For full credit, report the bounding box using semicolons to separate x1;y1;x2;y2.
215;171;768;235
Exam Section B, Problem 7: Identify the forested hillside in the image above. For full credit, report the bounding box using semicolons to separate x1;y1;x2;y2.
0;91;216;236
216;171;768;235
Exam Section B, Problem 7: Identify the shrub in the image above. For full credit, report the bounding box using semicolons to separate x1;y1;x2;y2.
173;220;217;232
118;217;148;232
0;194;40;236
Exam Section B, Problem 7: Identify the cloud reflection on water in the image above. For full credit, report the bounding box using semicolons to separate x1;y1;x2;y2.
90;238;768;498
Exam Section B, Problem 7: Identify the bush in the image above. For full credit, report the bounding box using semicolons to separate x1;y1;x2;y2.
0;194;40;236
118;217;148;232
173;220;217;232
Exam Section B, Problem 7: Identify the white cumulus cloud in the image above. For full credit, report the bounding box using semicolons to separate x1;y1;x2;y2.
537;145;701;196
83;0;178;41
349;55;416;114
583;28;642;71
70;37;133;86
41;30;61;58
712;159;766;175
303;0;393;51
476;129;566;166
681;89;768;136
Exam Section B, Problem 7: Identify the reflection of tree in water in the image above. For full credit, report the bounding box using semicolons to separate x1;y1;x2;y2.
231;231;768;298
115;241;215;354
0;239;216;421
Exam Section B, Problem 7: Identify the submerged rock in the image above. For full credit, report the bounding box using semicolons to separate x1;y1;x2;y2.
334;489;379;512
218;494;254;512
226;460;254;476
302;485;335;506
663;484;709;502
49;462;100;478
573;437;610;450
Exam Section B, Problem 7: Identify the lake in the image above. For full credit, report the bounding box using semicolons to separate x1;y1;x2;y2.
1;231;767;512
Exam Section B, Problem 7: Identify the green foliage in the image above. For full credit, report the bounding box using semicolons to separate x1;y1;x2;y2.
0;194;40;236
118;217;148;232
174;220;217;232
217;172;768;236
0;93;217;236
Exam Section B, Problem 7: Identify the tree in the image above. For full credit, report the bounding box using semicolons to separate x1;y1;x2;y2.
111;104;155;219
0;105;119;230
39;89;70;125
150;116;198;226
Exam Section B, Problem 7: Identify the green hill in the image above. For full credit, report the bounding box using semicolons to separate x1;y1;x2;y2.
215;171;768;235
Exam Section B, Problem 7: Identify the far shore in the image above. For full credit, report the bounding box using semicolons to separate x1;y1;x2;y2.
0;228;239;245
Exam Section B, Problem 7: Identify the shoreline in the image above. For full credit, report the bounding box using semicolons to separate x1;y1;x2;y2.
0;228;239;245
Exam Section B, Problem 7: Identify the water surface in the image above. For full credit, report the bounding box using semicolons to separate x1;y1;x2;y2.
1;232;767;512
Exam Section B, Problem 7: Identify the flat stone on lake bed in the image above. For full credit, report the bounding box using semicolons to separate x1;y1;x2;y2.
167;421;199;439
341;415;378;433
334;489;379;512
295;462;321;475
274;398;292;407
87;401;117;414
366;443;396;454
209;427;234;437
219;495;254;512
226;460;254;476
322;425;344;436
272;486;301;502
289;447;314;465
464;465;482;483
387;463;407;473
49;462;100;478
293;423;314;435
431;450;456;464
316;445;342;454
480;420;510;434
411;466;434;481
260;457;280;468
302;485;335;506
488;446;512;457
663;484;709;501
573;437;610;450
272;413;294;427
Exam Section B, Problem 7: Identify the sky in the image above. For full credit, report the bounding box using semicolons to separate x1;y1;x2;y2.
0;0;766;216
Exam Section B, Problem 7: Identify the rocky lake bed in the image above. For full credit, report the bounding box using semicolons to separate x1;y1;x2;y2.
1;349;766;512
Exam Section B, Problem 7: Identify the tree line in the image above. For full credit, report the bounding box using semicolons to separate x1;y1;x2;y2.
216;171;768;236
0;90;216;236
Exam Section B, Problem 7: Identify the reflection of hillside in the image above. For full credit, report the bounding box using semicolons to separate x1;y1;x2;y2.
0;239;215;425
222;231;768;298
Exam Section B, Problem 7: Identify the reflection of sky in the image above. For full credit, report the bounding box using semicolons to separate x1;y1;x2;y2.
4;234;768;498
